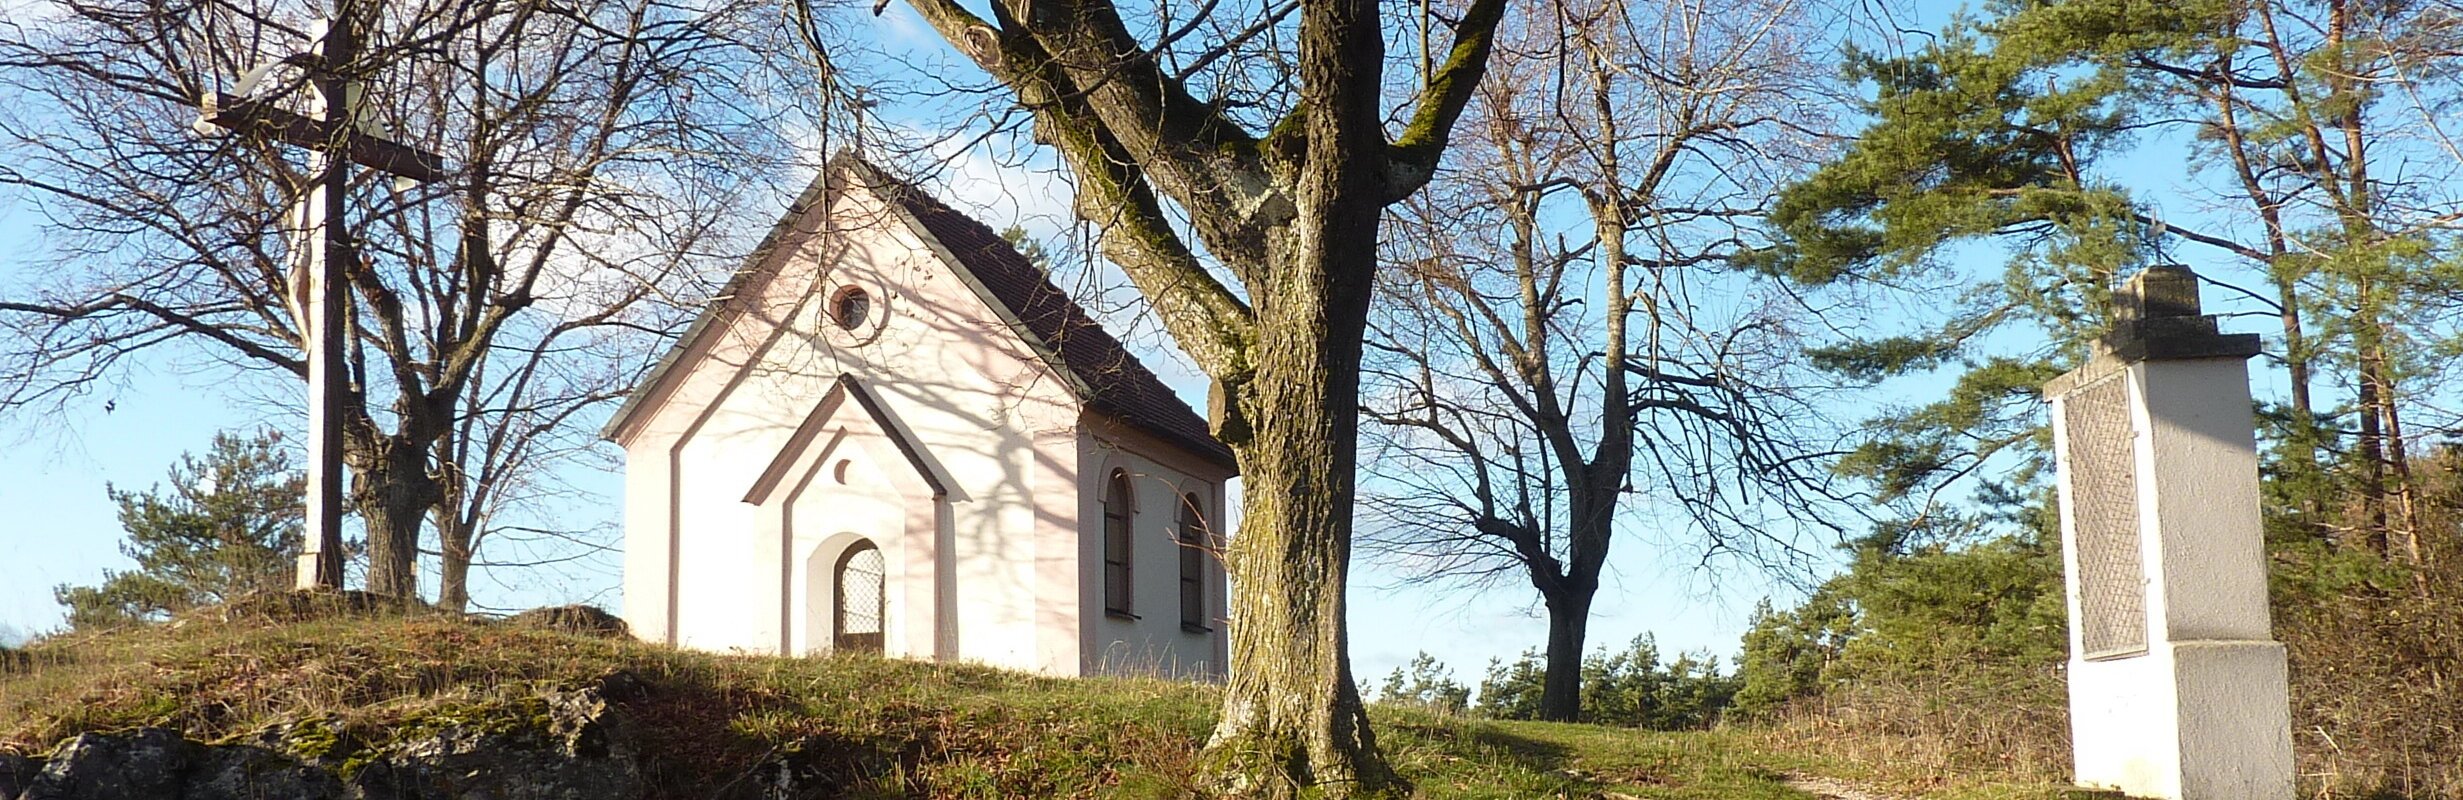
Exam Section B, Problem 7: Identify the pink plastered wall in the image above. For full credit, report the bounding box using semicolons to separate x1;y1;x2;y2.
609;170;1229;679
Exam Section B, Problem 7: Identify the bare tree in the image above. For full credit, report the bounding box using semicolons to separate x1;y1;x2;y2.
0;0;814;603
880;0;1514;790
1359;0;1854;722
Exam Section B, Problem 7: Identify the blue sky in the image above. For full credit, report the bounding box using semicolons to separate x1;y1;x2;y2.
0;0;2314;692
0;131;1797;687
0;0;1827;682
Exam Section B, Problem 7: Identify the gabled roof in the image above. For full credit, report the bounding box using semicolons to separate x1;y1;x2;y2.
743;374;948;505
603;153;1237;472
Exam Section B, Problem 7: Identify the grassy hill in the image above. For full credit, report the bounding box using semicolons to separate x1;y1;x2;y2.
0;601;2095;799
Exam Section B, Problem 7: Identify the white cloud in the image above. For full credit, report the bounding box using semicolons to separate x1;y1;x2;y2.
0;0;66;27
925;133;1074;239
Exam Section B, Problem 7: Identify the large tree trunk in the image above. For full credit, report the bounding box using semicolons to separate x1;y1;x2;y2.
1204;268;1395;796
351;435;436;599
1200;0;1405;792
1204;298;1394;796
893;0;1508;790
1203;75;1396;791
1538;587;1594;722
1207;436;1389;796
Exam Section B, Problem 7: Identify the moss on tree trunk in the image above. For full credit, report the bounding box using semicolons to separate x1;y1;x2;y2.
1203;253;1398;796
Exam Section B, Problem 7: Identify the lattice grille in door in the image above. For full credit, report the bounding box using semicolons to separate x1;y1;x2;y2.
835;541;884;653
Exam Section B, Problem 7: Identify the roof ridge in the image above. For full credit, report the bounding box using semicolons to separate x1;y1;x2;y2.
602;150;1236;472
841;154;1238;471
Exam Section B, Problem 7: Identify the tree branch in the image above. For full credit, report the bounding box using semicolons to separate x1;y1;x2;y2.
1383;0;1512;200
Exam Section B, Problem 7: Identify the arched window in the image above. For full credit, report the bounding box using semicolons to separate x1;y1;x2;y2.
1103;470;1135;618
1178;494;1210;633
834;540;884;653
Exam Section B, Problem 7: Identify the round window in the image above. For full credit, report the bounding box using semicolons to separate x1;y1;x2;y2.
831;286;871;331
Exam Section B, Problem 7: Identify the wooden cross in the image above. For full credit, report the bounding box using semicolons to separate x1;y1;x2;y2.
193;9;447;591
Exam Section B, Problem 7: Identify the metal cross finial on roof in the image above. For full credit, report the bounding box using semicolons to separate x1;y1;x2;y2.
192;3;449;591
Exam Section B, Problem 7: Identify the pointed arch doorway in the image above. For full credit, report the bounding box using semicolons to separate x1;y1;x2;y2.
833;538;885;653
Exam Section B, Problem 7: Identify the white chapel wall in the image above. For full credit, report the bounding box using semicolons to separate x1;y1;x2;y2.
1078;419;1233;679
632;181;1082;673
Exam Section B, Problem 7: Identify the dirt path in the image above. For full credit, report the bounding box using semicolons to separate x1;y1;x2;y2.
1783;775;1909;800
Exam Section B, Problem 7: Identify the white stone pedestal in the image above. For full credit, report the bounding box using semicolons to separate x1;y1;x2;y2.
2043;267;2294;800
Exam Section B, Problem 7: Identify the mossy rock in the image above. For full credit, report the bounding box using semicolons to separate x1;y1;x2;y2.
506;605;631;640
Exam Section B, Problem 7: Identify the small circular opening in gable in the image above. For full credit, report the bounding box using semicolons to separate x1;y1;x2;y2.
833;459;852;485
830;286;872;331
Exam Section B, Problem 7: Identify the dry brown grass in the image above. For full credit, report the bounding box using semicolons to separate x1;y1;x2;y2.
1735;674;2073;799
1734;549;2463;799
1728;582;2463;800
0;608;1218;797
0;605;1899;799
2270;545;2463;799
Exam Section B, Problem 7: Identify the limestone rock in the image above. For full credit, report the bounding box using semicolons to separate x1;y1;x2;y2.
505;605;631;640
18;675;647;800
180;744;347;800
0;751;39;800
349;681;644;800
22;728;187;800
21;728;344;800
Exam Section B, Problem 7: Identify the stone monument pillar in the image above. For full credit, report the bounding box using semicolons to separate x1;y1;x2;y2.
2043;266;2294;800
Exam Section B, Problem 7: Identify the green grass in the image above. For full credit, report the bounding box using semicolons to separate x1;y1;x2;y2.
0;608;2086;799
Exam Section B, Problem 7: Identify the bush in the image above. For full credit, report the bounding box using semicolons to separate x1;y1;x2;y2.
1475;636;1738;730
2266;453;2463;797
1732;511;2072;782
1371;652;1471;715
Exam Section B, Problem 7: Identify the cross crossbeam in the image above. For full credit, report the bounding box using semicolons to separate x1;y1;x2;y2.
199;92;448;182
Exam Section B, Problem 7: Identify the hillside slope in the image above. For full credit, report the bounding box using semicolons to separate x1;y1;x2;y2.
0;598;2069;799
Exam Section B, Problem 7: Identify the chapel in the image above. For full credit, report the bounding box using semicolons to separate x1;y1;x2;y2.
600;153;1235;678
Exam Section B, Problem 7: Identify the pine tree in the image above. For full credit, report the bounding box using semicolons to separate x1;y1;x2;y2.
53;431;305;630
1733;597;1850;716
1373;652;1471;715
1475;653;1549;721
1758;0;2463;555
996;225;1054;274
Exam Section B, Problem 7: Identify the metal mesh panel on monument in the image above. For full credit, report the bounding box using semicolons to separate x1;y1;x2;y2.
2064;373;2147;660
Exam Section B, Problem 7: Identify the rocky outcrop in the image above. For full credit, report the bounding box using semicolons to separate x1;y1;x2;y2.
21;729;197;800
344;674;644;800
8;676;645;800
15;727;347;800
505;605;632;640
0;753;35;800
